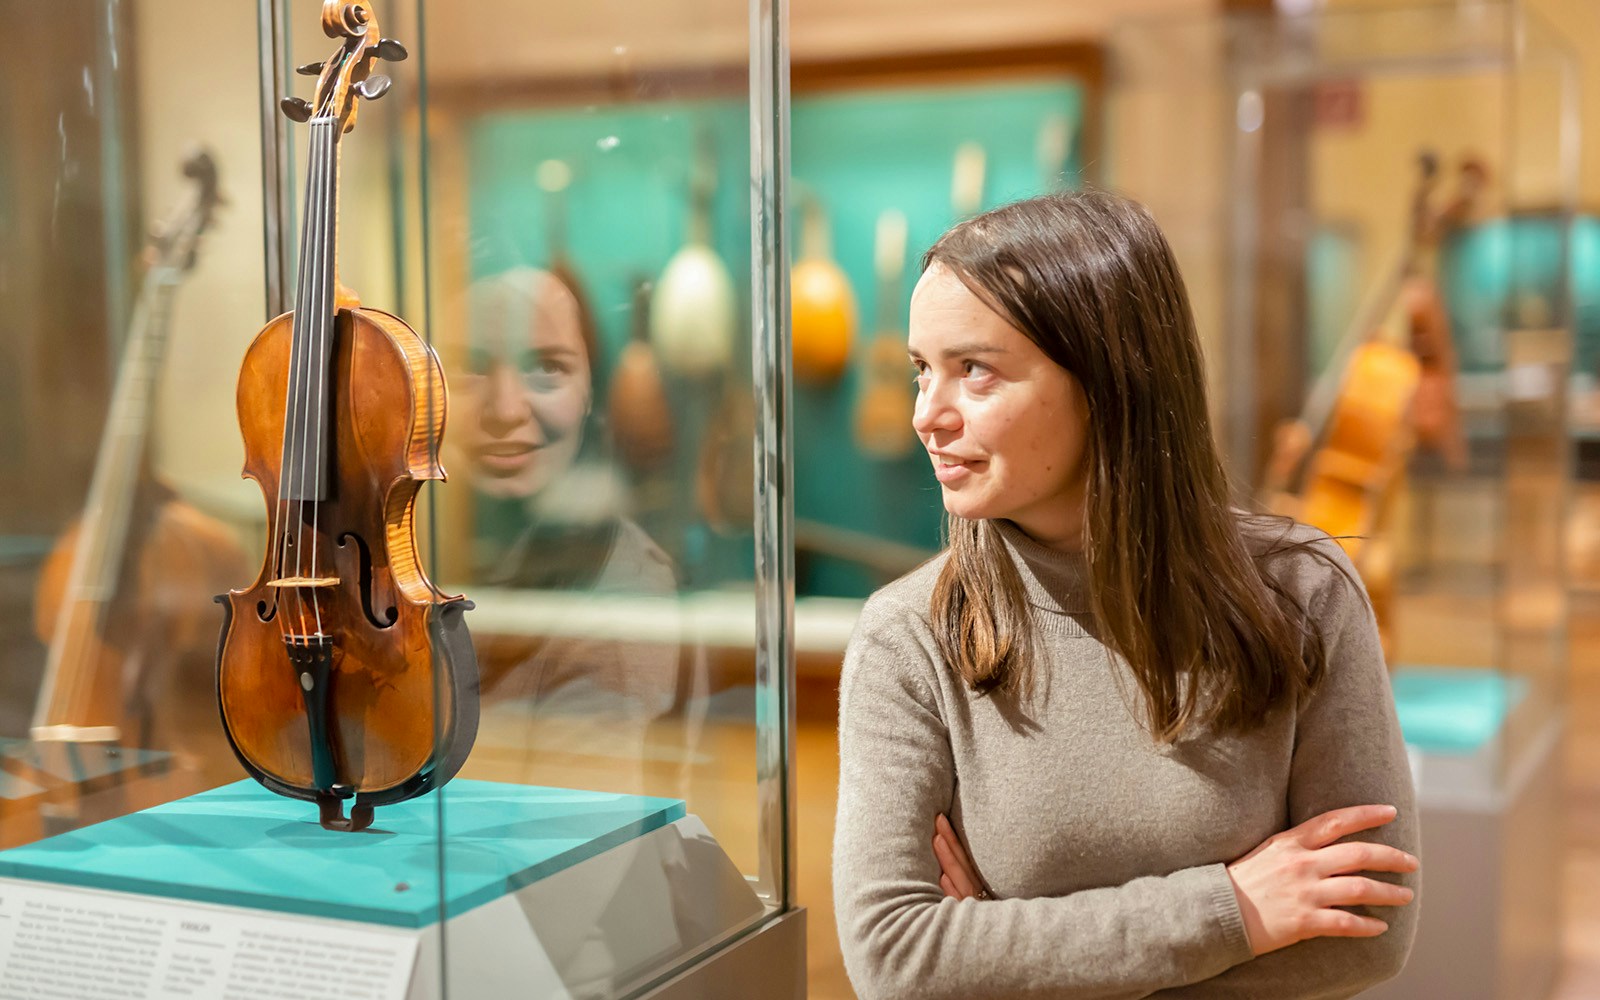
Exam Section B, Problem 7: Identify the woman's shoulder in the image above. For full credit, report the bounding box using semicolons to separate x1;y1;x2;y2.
592;517;680;596
842;551;953;701
1235;510;1366;614
855;550;951;632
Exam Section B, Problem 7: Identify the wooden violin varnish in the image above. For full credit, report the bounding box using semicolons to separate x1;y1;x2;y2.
215;1;478;833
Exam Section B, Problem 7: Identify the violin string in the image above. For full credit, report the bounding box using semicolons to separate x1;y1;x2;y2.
288;123;314;644
308;116;332;641
299;119;330;641
287;121;325;644
302;67;346;643
272;118;307;647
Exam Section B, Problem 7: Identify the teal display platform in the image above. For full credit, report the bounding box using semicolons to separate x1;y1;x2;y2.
0;779;685;928
1391;666;1528;755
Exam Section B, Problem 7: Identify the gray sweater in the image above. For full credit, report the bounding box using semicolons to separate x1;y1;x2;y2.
833;518;1419;999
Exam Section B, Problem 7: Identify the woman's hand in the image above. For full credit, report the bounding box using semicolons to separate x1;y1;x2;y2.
1227;804;1419;957
933;813;988;900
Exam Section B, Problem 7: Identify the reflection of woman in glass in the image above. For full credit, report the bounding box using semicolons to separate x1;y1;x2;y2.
455;267;686;786
833;193;1419;999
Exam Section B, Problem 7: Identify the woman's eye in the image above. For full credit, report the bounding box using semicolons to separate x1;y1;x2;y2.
963;360;988;378
516;351;574;385
466;347;495;375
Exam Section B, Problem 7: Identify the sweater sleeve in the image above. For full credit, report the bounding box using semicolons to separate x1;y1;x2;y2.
1150;542;1422;999
832;603;1254;1000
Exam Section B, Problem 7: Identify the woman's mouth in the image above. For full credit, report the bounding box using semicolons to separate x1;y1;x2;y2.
932;454;985;485
476;443;540;473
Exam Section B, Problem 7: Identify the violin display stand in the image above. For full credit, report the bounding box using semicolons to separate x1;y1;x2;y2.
0;778;784;999
1366;667;1563;1000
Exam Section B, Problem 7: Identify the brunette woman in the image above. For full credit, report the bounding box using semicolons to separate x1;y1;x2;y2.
833;192;1419;999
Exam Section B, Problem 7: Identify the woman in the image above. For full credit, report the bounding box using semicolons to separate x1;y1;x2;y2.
455;267;686;778
833;192;1420;999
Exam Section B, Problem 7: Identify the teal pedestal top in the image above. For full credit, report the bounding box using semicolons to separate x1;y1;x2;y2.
0;779;686;928
1391;666;1528;755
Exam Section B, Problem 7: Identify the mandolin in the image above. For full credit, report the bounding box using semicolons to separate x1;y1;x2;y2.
215;1;478;833
651;128;735;377
790;187;855;385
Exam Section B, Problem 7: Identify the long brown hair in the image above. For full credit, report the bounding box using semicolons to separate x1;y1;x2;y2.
924;191;1328;741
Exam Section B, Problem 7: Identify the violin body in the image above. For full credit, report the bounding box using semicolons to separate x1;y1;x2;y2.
217;305;477;831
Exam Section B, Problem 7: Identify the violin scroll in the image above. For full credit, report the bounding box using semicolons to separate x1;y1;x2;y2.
282;2;405;133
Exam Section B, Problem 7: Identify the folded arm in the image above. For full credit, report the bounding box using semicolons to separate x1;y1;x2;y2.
833;620;1253;1000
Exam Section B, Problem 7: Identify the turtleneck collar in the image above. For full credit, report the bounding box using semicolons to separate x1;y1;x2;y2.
992;519;1093;618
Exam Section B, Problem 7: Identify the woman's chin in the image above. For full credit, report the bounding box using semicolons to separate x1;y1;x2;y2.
940;491;996;522
472;467;548;500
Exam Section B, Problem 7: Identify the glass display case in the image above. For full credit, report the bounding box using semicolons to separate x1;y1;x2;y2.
0;0;800;997
1108;4;1580;999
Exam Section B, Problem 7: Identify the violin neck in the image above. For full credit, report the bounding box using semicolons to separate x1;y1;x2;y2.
280;118;342;503
32;269;181;739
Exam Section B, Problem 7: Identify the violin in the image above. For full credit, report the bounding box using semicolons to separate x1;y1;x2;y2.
216;2;478;833
33;149;246;761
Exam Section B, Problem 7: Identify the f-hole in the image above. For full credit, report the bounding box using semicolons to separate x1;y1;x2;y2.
339;531;398;628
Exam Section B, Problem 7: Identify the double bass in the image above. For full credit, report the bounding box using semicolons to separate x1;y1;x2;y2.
216;1;477;833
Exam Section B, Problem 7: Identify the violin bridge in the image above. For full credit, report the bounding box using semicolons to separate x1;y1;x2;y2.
266;576;341;588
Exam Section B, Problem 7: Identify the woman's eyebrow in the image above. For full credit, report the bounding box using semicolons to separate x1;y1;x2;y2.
906;343;1011;360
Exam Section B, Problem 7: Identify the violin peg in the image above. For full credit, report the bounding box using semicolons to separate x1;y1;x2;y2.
377;38;408;62
280;96;313;123
356;75;392;101
295;61;325;76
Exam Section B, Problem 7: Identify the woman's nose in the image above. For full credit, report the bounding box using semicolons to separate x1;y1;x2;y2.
912;376;962;438
479;363;530;433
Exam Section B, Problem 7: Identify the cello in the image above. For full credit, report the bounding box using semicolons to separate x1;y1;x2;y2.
1262;152;1482;654
32;150;244;761
215;1;478;833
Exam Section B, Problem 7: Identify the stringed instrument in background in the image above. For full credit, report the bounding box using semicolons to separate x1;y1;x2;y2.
855;144;984;458
216;1;477;833
1263;151;1484;654
790;187;856;384
609;276;675;473
852;209;913;458
33;149;246;761
652;128;735;378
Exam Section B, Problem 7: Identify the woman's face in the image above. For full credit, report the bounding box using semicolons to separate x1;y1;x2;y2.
908;263;1091;550
458;271;590;499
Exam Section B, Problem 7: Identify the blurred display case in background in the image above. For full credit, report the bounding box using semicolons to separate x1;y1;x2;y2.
1109;4;1581;998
